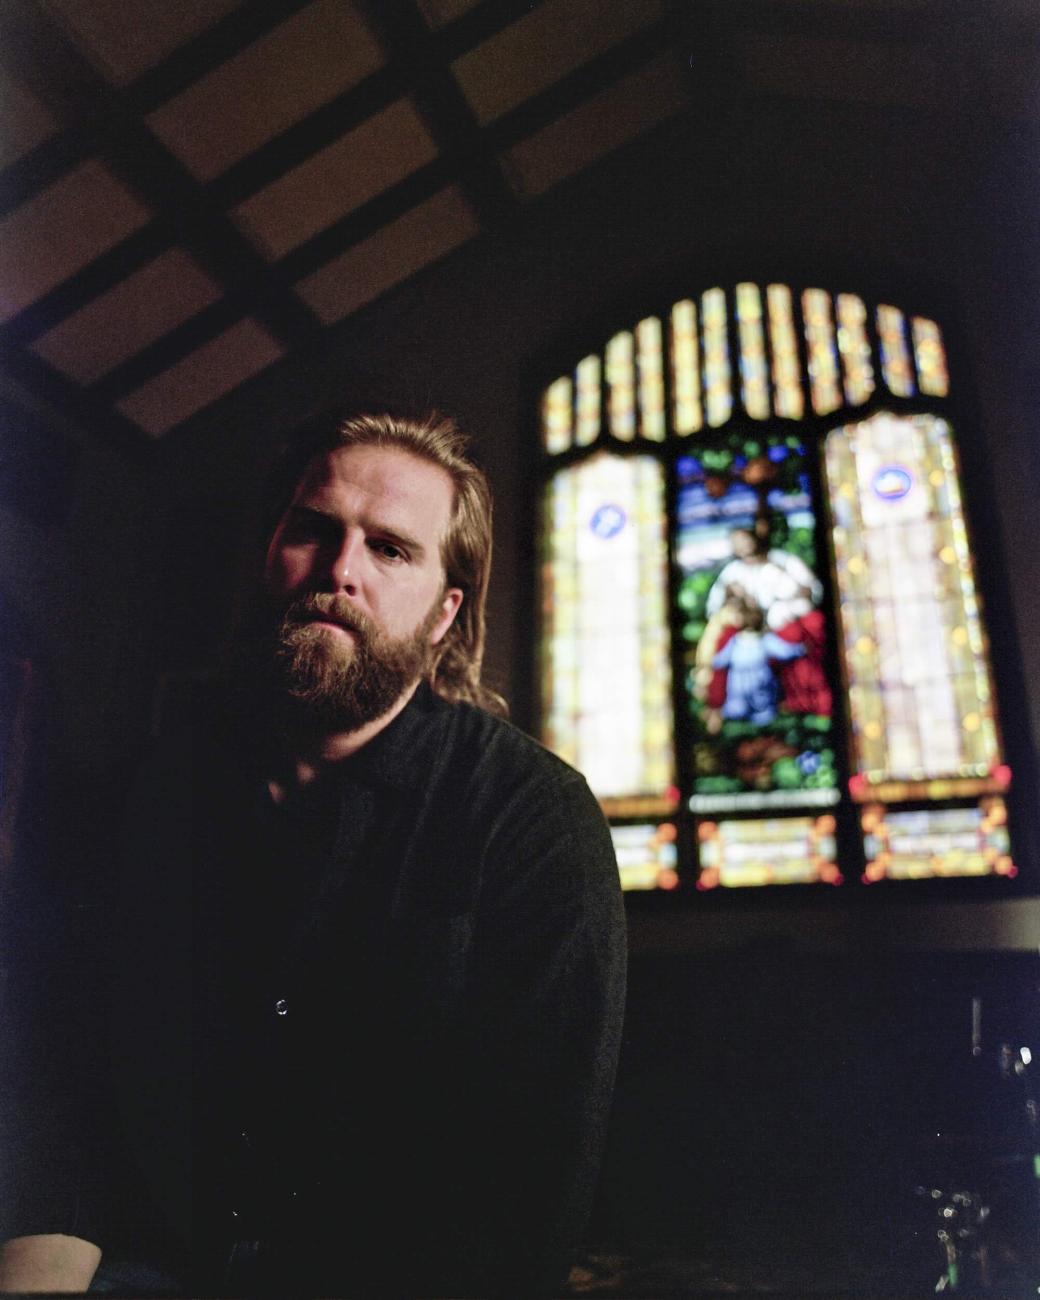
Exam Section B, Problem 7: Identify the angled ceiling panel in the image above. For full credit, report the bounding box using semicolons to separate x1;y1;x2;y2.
295;185;478;324
415;0;484;28
145;0;385;181
0;70;59;168
116;318;284;436
29;249;222;385
232;98;438;260
0;160;151;323
42;0;243;86
452;0;661;124
505;53;684;198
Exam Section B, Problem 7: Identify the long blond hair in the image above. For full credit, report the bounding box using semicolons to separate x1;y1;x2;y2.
263;411;506;716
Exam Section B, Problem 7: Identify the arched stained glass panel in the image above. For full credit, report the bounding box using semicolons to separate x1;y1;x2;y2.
542;375;572;453
575;354;601;446
675;431;837;814
836;293;875;406
877;305;916;397
702;287;733;427
670;298;703;434
606;330;636;440
539;452;674;813
912;317;950;397
824;411;1003;799
802;288;842;415
767;283;804;420
636;317;666;441
736;283;770;419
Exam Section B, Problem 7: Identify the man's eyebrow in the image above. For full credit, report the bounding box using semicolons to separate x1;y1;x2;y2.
284;504;427;558
369;521;426;558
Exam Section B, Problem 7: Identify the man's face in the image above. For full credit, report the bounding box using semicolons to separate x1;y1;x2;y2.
261;445;463;728
730;529;758;560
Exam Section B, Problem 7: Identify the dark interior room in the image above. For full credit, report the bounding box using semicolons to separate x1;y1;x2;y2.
1;0;1038;1295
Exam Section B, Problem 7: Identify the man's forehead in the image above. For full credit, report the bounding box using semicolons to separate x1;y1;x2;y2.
298;445;447;498
290;446;456;548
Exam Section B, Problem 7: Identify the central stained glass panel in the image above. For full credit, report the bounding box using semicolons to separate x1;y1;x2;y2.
675;431;838;813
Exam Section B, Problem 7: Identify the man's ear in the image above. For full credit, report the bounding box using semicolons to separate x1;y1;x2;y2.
430;587;463;645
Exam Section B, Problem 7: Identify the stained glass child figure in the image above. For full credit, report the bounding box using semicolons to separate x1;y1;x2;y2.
712;599;806;726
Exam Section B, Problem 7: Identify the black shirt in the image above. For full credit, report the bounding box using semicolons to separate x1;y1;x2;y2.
2;684;626;1296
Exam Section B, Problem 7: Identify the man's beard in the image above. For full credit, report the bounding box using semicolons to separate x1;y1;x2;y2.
259;591;443;732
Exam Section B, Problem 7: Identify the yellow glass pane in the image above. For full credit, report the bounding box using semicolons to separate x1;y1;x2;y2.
766;283;804;419
912;316;950;397
635;316;666;441
541;375;573;454
736;282;770;419
701;287;732;427
825;411;1004;797
670;298;702;434
605;330;636;441
697;815;841;889
836;292;875;406
876;304;916;397
802;288;842;415
574;353;601;446
538;453;675;800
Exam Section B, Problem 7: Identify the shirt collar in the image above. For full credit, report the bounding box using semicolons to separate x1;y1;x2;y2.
332;679;451;792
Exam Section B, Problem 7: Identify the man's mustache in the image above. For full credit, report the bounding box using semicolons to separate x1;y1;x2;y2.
282;593;375;640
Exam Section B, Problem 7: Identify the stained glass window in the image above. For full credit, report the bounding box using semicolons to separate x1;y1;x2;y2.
825;411;1003;803
912;317;950;397
802;288;842;415
736;283;770;420
636;317;666;442
767;284;804;420
862;799;1014;882
539;452;675;817
697;815;841;889
542;375;572;453
537;288;1014;889
702;288;732;428
575;354;601;446
836;293;875;406
611;822;679;891
606;330;636;440
877;304;916;397
676;431;836;814
670;298;703;434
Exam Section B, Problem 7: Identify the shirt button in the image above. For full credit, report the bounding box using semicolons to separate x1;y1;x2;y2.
274;998;289;1016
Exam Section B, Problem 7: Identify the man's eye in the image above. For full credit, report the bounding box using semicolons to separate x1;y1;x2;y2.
370;540;405;561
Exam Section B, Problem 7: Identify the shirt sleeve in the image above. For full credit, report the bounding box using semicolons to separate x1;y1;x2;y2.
425;768;627;1296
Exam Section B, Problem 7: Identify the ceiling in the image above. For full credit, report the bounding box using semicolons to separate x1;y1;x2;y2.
0;0;1036;449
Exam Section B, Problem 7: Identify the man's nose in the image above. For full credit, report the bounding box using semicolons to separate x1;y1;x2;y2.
319;532;360;593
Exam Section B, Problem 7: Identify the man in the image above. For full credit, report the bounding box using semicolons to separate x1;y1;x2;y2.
0;412;627;1295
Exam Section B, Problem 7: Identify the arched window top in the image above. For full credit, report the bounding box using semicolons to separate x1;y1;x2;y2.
540;286;949;454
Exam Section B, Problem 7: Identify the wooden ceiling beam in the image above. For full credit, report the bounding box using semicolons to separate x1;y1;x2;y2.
0;0;322;353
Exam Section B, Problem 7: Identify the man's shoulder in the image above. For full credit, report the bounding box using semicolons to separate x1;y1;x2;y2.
426;694;587;793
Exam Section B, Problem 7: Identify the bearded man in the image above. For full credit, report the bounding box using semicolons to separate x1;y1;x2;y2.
0;413;626;1297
